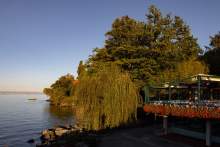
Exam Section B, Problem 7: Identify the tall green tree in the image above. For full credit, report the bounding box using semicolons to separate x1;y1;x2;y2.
89;5;201;87
203;32;220;75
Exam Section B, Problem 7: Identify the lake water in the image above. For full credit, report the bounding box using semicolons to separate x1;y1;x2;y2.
0;93;75;147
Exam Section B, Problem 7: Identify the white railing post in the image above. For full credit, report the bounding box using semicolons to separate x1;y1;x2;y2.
163;115;168;135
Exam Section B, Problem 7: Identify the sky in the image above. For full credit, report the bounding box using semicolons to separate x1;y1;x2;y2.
0;0;219;92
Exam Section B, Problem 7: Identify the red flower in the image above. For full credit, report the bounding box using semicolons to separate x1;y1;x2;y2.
143;103;220;119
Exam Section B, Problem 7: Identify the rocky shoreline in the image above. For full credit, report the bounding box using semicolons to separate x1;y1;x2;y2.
40;124;82;143
28;107;148;147
29;124;99;147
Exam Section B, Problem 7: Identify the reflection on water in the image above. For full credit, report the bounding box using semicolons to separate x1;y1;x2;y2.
0;94;75;147
46;105;75;120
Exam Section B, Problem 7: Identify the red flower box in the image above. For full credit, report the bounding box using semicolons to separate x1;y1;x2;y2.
143;103;220;119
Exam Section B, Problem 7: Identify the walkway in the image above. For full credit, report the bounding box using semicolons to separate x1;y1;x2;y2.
98;126;190;147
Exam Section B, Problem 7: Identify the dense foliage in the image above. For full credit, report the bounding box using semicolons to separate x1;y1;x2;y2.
88;5;204;87
75;64;139;130
77;60;86;79
43;74;77;106
203;32;220;76
158;58;208;83
44;5;212;131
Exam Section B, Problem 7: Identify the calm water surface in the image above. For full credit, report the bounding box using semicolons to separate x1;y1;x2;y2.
0;93;75;147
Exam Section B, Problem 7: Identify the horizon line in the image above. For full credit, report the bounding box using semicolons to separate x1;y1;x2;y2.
0;90;43;94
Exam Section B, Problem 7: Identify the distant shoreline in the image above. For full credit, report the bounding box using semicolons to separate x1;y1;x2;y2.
0;91;43;95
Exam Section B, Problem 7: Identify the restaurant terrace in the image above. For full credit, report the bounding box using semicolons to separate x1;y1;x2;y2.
143;74;220;146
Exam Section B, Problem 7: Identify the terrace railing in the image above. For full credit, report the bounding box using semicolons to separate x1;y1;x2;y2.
143;74;220;104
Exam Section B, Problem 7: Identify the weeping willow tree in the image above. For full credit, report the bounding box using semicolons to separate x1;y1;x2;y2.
75;64;139;130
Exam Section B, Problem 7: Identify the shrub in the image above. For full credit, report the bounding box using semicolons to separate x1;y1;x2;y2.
43;74;77;106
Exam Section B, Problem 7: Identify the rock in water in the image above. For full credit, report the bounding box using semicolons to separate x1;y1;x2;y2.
27;139;35;143
55;125;70;130
41;129;55;141
55;127;69;137
39;125;83;146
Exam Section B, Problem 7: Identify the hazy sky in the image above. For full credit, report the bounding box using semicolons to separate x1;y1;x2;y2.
0;0;219;92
